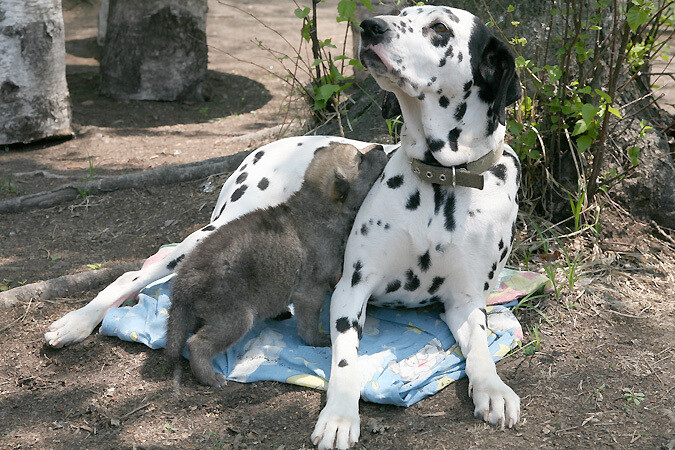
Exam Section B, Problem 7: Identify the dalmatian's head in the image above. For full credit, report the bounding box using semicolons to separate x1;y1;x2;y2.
359;5;521;167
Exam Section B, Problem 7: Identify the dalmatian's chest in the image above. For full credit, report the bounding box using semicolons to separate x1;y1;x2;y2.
347;147;520;309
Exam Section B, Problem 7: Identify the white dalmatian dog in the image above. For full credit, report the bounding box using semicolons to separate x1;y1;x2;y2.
311;6;522;449
45;4;522;449
44;135;396;348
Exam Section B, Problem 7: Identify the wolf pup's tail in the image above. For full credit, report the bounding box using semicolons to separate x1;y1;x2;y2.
165;279;196;392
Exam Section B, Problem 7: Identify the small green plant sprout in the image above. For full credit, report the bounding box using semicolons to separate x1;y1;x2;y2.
385;114;403;143
593;383;606;403
87;263;102;270
163;423;178;433
77;187;90;198
1;171;17;193
523;324;543;356
622;387;645;406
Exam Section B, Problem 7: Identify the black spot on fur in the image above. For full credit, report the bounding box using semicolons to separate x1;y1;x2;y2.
439;57;447;67
297;142;303;146
231;185;248;202
257;177;270;190
484;282;490;291
498;239;504;250
166;254;185;270
463;80;473;91
252;150;264;164
480;307;488;324
490;164;507;182
236;172;248;184
132;276;139;282
500;246;509;261
336;317;351;333
417;92;426;101
404;269;420;291
384;223;391;230
445;9;460;22
406;190;421;210
386;175;404;189
201;225;216;232
427;137;445;153
443;192;456;231
214;202;227;221
428;276;445;294
454;102;467;121
439;96;449;108
354;320;363;339
432;184;445;214
338;359;348;368
448;127;461;142
504;151;522;186
352;261;363;287
418;251;431;272
479;324;486;330
430;28;453;48
385;280;401;293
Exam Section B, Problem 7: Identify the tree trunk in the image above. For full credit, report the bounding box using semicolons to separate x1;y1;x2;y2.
99;0;209;101
0;0;73;145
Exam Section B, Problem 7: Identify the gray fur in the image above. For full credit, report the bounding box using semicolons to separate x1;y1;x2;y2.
165;143;387;387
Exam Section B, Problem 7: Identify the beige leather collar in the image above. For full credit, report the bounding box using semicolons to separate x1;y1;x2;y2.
410;140;504;190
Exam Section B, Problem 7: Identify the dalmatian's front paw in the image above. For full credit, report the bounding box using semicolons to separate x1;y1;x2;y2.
469;375;520;428
45;307;102;348
311;402;360;449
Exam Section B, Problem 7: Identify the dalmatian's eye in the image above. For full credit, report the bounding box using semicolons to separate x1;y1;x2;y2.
431;23;448;33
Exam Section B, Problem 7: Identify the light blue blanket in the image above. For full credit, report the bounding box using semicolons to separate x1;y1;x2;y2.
101;266;549;407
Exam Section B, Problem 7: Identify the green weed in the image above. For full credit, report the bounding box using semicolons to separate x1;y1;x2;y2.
622;388;645;406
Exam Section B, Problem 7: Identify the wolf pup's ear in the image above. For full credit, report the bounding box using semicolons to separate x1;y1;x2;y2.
331;170;351;204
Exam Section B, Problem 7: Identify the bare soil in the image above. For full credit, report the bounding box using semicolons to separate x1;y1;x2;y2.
1;1;674;449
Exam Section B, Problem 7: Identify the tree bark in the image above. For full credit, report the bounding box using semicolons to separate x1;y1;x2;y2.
0;150;251;214
0;261;143;308
0;0;73;145
99;0;209;101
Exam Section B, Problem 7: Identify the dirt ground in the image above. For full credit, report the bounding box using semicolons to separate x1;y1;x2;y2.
1;1;675;449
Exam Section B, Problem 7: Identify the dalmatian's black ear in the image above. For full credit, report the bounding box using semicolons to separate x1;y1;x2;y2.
475;34;521;126
331;170;351;204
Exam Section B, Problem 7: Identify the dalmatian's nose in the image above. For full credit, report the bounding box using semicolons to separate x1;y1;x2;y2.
360;18;389;40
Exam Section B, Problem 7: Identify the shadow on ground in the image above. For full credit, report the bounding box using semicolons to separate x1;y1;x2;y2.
67;65;272;129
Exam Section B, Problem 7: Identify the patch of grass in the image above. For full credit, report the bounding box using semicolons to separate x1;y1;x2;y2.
1;171;17;193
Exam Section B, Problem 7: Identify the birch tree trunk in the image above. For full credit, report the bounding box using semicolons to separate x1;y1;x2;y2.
0;0;72;145
99;0;208;101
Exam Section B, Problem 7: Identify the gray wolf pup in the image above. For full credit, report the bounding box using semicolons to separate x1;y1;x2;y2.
165;142;387;388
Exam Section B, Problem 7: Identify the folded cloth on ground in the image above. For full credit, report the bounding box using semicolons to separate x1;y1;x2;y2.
100;245;550;407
